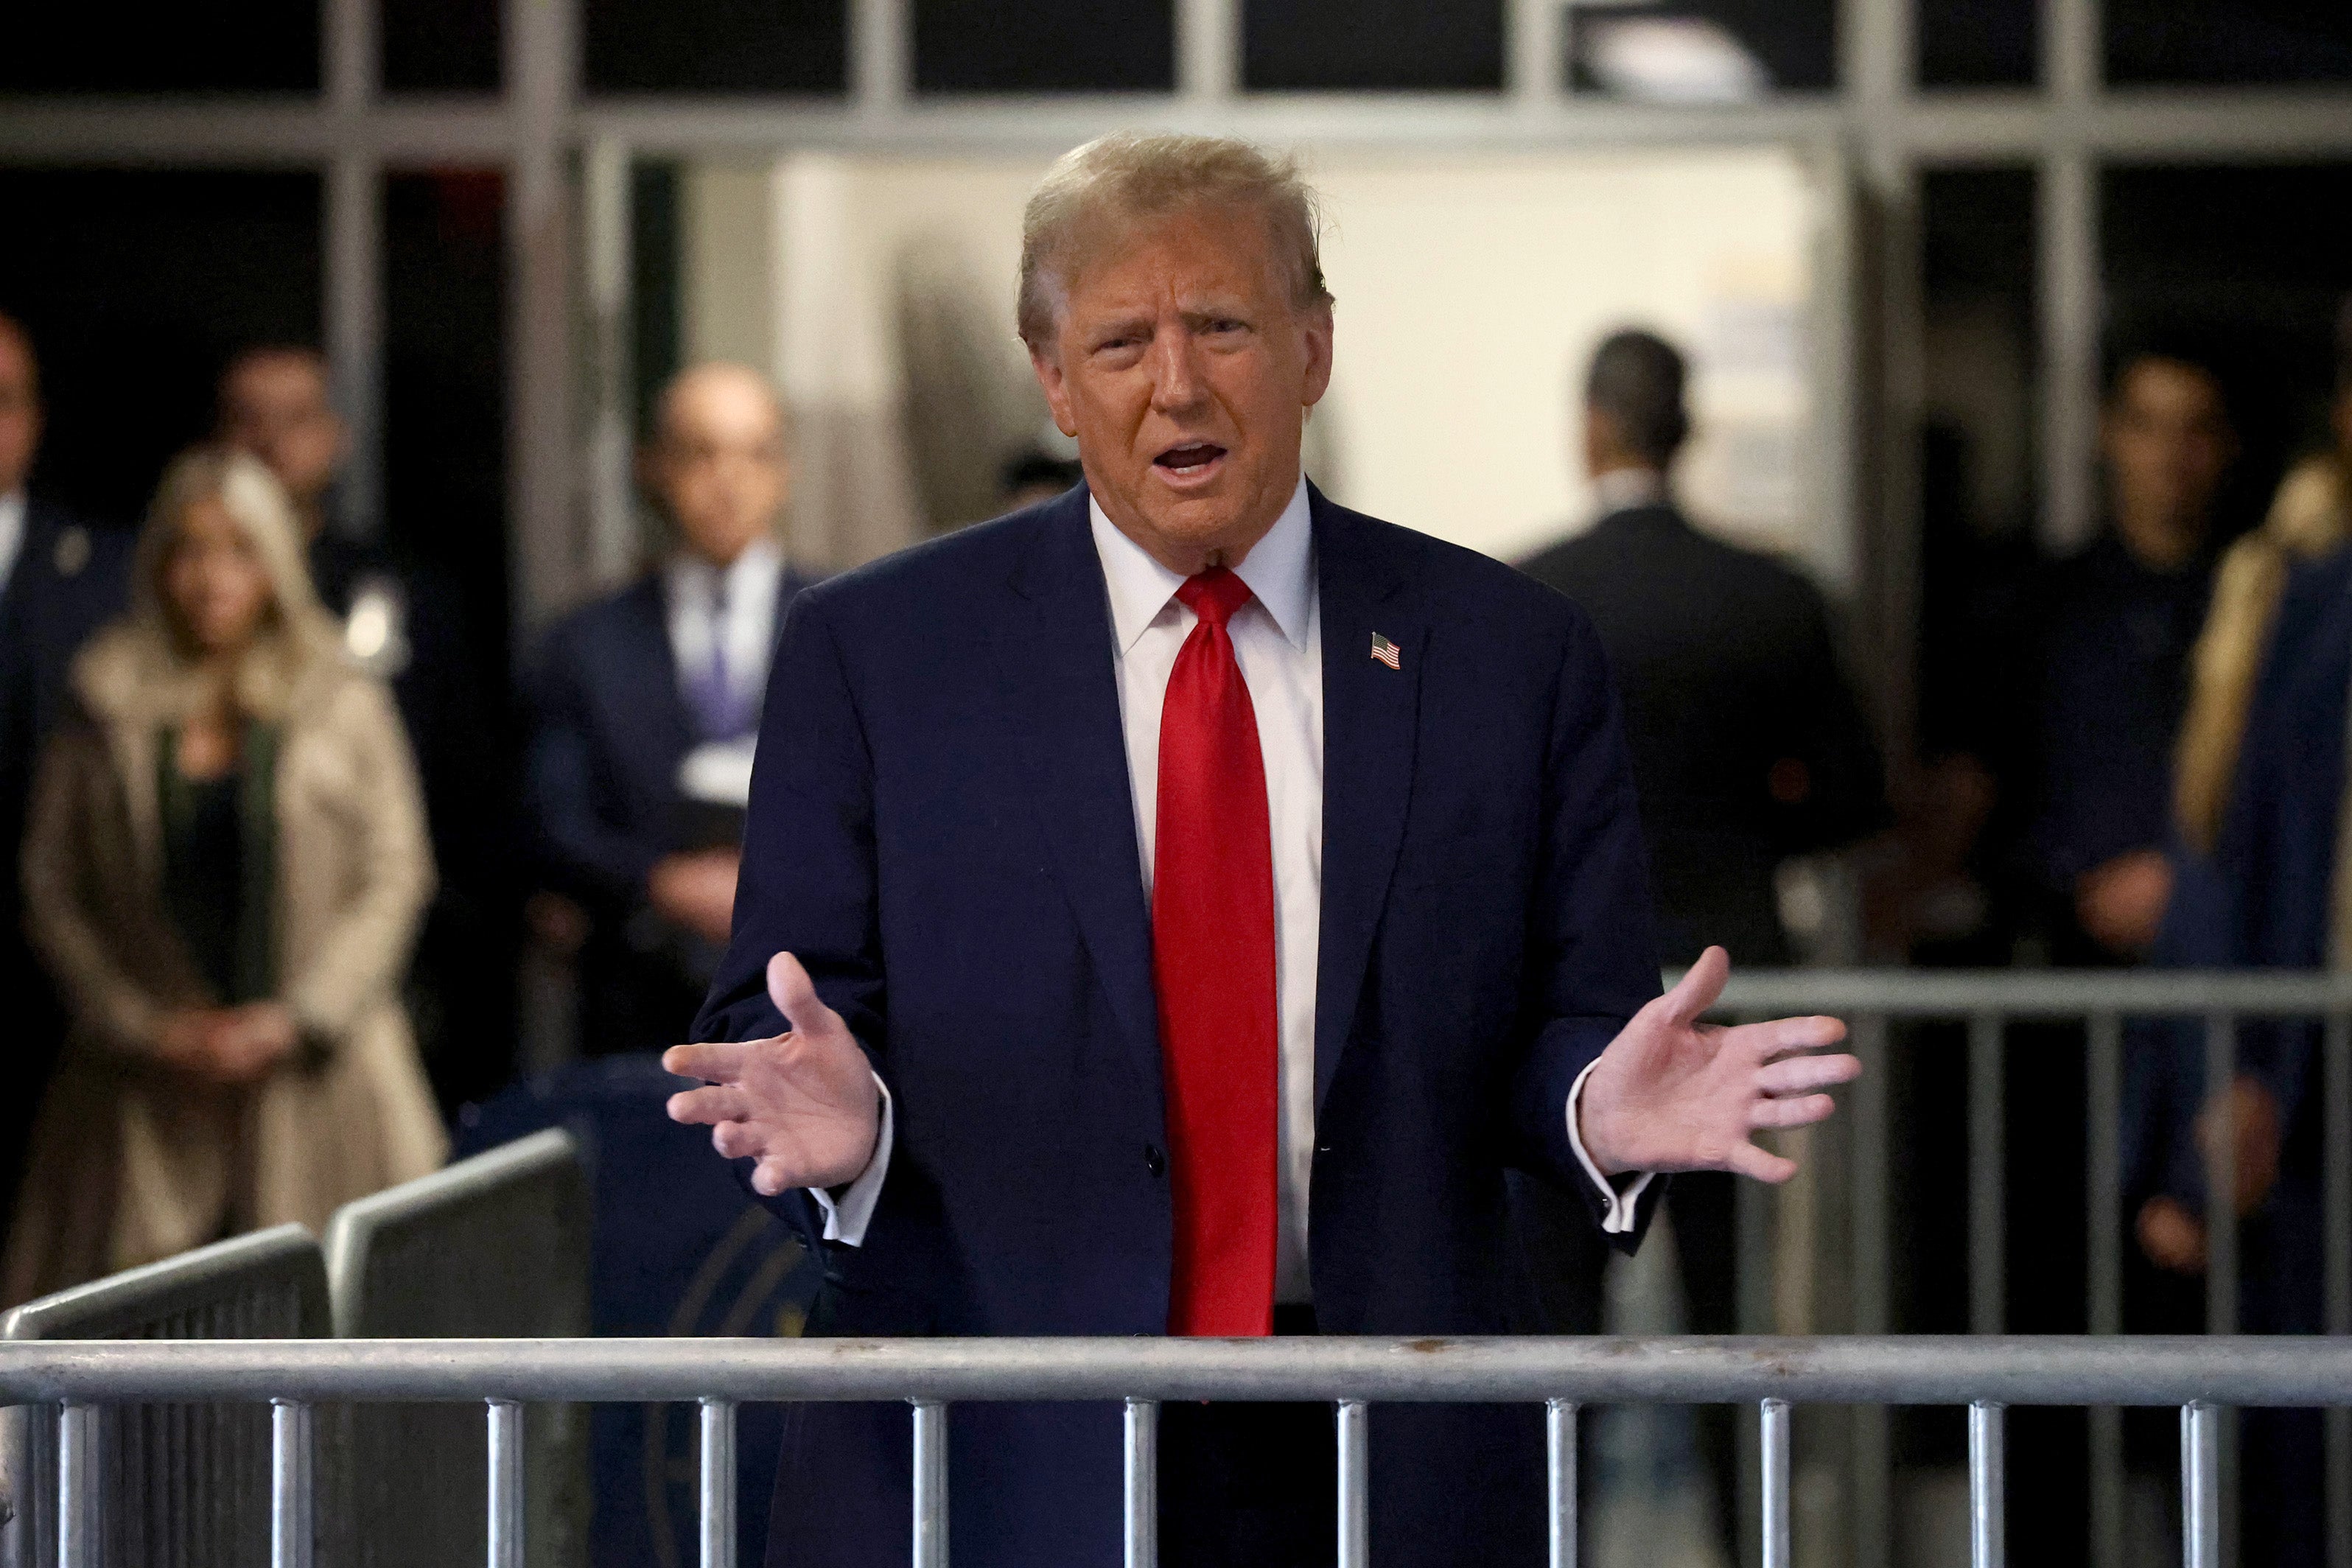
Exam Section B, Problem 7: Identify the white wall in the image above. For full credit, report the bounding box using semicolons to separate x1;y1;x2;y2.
679;143;1827;578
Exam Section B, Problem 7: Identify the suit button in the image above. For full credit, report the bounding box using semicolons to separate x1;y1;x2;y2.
1144;1144;1167;1177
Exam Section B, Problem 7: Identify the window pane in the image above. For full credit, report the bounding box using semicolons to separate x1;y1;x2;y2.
1565;1;1834;99
1245;0;1503;91
2108;0;2352;84
2;5;316;92
384;0;501;92
916;0;1173;92
2104;164;2352;524
586;0;847;94
0;169;321;524
1919;0;2036;87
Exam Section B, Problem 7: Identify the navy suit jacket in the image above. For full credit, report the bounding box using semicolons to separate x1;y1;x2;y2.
693;485;1663;1568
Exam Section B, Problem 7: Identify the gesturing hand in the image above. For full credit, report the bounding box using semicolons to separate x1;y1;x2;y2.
1576;946;1858;1183
663;952;883;1197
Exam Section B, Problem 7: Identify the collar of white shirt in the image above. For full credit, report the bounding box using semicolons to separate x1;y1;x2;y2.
1088;477;1315;655
665;534;783;614
1591;466;1669;519
0;489;27;598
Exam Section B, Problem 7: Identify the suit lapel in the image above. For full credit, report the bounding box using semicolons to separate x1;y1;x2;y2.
987;494;1163;1099
1312;489;1424;1111
614;578;694;767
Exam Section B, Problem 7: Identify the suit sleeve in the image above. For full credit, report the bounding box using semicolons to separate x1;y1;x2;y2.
1509;609;1668;1250
693;590;888;1247
525;623;665;909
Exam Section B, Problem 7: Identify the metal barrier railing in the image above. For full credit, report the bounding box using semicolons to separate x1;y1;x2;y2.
0;1225;330;1568
0;1334;2344;1568
326;1127;593;1568
1708;970;2352;1568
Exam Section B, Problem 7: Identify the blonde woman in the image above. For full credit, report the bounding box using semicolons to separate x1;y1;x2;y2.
6;447;446;1303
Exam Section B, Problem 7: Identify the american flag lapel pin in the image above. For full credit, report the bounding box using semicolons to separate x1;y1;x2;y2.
1369;632;1401;670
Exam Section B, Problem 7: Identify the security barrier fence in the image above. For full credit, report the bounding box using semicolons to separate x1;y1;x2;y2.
3;972;2350;1567
0;1334;2343;1568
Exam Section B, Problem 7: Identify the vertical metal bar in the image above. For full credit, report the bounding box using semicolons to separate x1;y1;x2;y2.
2184;1402;2221;1568
2039;0;2102;553
1970;1011;2006;1336
1546;1399;1576;1568
2204;1011;2238;1337
1175;0;1237;98
582;136;638;589
270;1400;312;1568
55;1404;96;1568
2325;1012;2352;1568
1851;1012;1891;1568
699;1399;737;1568
1123;1399;1157;1568
2087;1009;2125;1568
852;0;908;111
1760;1399;1791;1568
911;1400;947;1568
503;0;578;642
1970;1401;2005;1568
321;0;381;542
1337;1401;1369;1568
487;1399;524;1568
1506;0;1560;105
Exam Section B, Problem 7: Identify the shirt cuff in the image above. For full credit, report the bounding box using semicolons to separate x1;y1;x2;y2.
807;1074;892;1246
1566;1060;1655;1235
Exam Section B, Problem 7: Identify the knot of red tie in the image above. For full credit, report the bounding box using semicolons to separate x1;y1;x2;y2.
1175;566;1253;629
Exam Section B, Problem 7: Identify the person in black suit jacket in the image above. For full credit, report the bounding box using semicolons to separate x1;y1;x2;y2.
0;312;135;1235
217;345;506;1106
1516;328;1886;1559
528;363;814;1057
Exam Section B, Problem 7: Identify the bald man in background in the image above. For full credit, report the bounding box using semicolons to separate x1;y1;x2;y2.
527;363;815;1057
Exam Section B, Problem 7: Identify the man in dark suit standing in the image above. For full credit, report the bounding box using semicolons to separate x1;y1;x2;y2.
0;311;133;1234
1516;328;1884;1555
665;136;1857;1568
529;363;815;1057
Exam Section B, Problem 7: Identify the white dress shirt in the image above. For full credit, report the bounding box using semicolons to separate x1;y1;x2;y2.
1590;465;1669;519
813;479;1651;1281
0;489;27;601
666;537;784;805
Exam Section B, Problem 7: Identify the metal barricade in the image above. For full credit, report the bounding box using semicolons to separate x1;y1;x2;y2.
0;1224;330;1568
1709;969;2352;1568
321;1128;591;1568
0;1334;2344;1568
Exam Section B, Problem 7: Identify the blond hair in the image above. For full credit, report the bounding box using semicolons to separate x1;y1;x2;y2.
116;446;344;721
1016;132;1333;349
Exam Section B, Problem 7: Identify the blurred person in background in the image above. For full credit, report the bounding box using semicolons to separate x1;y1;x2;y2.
526;362;813;1058
217;346;505;1107
999;445;1085;512
4;448;443;1303
2030;342;2237;962
0;311;135;1249
1516;326;1886;1559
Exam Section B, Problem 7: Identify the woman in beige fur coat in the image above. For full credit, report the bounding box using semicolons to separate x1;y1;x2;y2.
6;447;446;1304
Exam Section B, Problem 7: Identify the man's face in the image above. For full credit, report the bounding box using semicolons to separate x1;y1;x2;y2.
1030;203;1332;574
646;371;791;567
220;353;347;517
0;328;40;497
2101;357;2233;549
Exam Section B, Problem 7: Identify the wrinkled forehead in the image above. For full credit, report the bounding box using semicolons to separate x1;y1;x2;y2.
1056;198;1292;318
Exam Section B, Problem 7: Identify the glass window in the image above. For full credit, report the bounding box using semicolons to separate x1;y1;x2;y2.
915;0;1173;92
1564;1;1833;99
1245;0;1503;91
2108;0;2352;85
1919;0;2036;87
1;5;317;93
383;0;502;93
585;0;847;94
0;170;321;524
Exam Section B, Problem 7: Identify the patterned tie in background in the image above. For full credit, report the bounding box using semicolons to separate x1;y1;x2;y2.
1152;566;1280;1337
687;577;751;741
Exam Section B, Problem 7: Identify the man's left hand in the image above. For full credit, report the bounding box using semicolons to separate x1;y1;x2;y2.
1577;946;1857;1182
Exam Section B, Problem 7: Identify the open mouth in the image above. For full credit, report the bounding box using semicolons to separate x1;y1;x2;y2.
1153;442;1227;478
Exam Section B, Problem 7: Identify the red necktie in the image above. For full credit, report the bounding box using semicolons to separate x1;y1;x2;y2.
1153;567;1279;1337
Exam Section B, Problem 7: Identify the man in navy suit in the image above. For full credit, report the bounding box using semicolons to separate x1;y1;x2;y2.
0;312;133;1236
530;363;816;1056
666;135;1856;1568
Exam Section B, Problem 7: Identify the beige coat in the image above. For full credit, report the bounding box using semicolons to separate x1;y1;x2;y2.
6;620;448;1304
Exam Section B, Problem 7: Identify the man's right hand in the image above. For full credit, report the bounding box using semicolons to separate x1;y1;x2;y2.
663;951;882;1197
